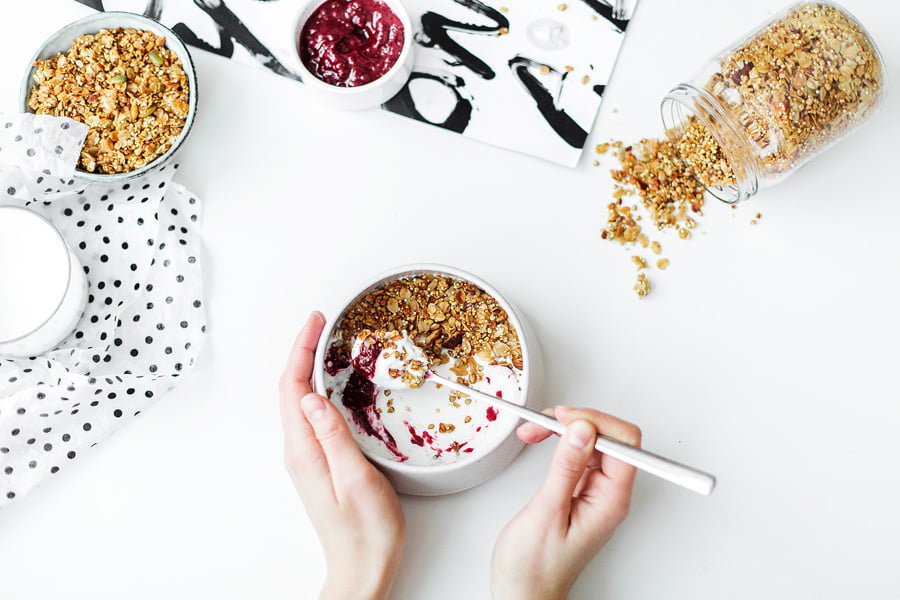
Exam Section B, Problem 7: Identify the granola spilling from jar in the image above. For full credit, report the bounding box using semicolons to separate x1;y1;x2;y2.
323;274;525;465
28;28;190;174
704;2;884;177
599;115;732;297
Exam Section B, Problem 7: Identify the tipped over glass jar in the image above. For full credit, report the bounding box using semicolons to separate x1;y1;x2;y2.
660;1;886;204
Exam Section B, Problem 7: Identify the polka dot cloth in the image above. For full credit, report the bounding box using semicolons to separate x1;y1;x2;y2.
0;114;207;506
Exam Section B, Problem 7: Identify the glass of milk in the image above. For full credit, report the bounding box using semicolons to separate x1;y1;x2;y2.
0;206;87;357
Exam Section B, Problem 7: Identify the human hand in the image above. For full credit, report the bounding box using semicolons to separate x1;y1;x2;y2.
279;312;406;600
491;407;641;600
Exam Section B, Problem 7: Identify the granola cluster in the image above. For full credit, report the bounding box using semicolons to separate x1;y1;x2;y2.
28;28;190;174
337;274;523;387
354;329;427;389
705;2;883;177
600;121;723;297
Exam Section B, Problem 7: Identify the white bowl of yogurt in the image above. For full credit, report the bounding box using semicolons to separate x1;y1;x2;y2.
314;264;544;496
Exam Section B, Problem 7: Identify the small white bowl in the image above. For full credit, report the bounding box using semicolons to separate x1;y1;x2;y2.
314;263;545;496
21;11;198;183
292;0;415;111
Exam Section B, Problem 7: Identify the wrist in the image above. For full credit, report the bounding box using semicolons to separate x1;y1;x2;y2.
491;581;569;600
321;564;397;600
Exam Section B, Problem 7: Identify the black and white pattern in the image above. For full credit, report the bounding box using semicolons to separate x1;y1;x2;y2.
76;0;635;166
0;113;206;507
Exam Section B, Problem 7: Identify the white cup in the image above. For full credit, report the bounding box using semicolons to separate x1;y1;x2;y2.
0;206;87;357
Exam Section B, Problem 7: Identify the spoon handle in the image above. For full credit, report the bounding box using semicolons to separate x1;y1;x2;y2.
425;372;716;496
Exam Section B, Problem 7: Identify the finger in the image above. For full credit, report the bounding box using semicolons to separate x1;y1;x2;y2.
283;393;336;504
299;391;378;504
516;407;558;444
279;311;327;445
531;419;597;519
554;406;641;485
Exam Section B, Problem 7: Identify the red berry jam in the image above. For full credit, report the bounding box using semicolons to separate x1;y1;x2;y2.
350;338;382;380
299;0;405;87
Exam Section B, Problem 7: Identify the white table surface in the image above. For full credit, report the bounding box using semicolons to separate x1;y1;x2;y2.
2;1;899;598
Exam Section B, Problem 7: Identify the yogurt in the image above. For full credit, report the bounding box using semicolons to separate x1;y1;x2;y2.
324;330;524;466
351;329;426;389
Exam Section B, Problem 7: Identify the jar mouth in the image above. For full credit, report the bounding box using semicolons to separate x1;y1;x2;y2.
660;84;758;205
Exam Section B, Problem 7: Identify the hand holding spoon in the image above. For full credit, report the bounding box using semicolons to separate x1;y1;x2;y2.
351;330;716;496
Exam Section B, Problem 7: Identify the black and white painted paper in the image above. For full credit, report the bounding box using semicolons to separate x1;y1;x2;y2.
75;0;635;166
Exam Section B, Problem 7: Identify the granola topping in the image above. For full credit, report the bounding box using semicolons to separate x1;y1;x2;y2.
28;28;190;174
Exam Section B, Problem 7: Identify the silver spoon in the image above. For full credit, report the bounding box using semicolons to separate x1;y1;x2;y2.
351;330;716;495
424;371;717;496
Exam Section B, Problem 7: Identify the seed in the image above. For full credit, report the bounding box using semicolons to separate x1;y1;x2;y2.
539;65;551;75
557;3;567;10
109;74;126;84
149;51;164;66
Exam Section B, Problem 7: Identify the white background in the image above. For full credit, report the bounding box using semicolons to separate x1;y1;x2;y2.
1;0;899;598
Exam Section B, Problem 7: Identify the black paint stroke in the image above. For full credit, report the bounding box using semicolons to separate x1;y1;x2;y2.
508;57;586;149
579;0;630;32
143;0;164;21
172;0;301;81
76;0;300;81
383;72;473;134
415;0;509;80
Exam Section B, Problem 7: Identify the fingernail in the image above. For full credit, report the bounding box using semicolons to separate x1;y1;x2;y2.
301;394;327;421
566;420;594;448
309;311;325;325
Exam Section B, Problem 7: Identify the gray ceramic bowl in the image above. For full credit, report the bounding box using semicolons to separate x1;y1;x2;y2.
314;263;544;496
21;11;198;182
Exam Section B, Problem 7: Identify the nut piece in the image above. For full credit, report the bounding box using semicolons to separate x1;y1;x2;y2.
634;273;650;298
28;27;190;174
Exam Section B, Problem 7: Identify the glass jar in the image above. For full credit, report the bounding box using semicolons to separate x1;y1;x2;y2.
660;1;886;204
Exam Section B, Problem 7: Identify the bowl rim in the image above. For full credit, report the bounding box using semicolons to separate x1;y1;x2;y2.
20;11;198;183
291;0;414;95
313;263;532;475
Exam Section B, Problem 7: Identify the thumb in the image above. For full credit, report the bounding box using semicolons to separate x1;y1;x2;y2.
301;393;373;486
532;420;597;517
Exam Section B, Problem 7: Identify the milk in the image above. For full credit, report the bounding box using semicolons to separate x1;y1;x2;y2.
0;207;87;357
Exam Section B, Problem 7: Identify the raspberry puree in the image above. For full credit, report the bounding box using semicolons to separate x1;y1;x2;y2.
299;0;405;87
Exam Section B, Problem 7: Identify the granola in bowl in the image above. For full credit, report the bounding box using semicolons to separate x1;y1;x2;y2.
319;270;530;469
22;13;196;179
